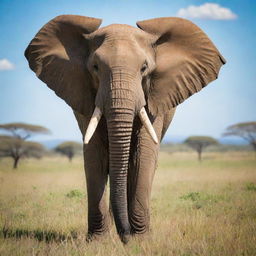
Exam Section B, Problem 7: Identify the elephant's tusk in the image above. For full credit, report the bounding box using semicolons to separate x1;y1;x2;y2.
84;106;102;144
139;107;158;144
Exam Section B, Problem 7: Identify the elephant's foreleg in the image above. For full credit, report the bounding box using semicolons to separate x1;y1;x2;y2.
128;117;162;234
74;111;109;239
84;136;109;239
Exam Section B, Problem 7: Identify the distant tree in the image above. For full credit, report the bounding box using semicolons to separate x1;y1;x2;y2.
223;122;256;152
55;141;82;162
0;136;45;169
184;136;218;161
0;123;50;140
0;123;50;169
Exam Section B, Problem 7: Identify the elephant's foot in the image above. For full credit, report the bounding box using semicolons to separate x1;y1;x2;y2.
87;217;110;242
86;229;130;244
86;229;108;242
86;232;96;243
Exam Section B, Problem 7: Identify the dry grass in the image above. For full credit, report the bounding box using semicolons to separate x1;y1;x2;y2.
0;152;256;255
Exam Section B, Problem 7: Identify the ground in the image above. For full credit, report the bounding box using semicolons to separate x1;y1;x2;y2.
0;151;255;256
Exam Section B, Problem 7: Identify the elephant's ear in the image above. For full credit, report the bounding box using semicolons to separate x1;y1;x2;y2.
25;15;102;116
137;17;226;116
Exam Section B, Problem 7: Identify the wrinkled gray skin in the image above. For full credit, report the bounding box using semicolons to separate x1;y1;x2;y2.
25;15;225;243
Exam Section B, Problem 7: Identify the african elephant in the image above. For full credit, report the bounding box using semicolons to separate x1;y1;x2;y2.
25;15;225;243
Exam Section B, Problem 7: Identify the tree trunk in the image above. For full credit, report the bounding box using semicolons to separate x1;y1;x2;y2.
252;142;256;158
198;149;202;162
13;156;20;169
252;142;256;152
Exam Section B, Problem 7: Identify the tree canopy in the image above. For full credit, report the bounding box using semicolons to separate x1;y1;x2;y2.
0;123;50;140
0;122;50;169
223;122;256;151
55;141;82;161
184;136;218;161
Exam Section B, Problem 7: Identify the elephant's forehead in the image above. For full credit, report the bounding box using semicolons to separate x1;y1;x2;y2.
96;24;144;38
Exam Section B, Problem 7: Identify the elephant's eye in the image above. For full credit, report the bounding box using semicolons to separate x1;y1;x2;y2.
141;62;148;74
93;64;99;72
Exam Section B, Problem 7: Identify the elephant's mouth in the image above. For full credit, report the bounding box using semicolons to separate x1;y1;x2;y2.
83;106;158;145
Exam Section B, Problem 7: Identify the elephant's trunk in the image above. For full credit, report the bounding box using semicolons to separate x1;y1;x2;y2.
107;107;133;243
105;73;136;243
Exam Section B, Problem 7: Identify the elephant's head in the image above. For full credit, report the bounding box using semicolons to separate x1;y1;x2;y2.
25;15;225;242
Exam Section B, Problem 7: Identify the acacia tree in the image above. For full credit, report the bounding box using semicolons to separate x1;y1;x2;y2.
223;122;256;152
55;141;82;162
0;136;45;168
0;123;50;169
184;136;218;161
0;123;50;140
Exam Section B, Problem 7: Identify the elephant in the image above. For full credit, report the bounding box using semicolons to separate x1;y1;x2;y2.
25;15;225;243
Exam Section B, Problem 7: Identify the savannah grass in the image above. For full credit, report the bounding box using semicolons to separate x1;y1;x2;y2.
0;152;255;255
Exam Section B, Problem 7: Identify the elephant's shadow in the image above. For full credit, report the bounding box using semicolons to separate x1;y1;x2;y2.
2;226;78;243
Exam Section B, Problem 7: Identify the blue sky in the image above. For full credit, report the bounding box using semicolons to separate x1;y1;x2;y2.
0;0;255;143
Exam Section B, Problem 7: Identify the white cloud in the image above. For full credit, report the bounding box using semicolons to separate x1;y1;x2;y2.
0;58;15;71
177;3;237;20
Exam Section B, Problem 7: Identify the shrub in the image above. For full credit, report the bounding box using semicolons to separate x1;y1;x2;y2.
245;182;256;191
66;189;84;198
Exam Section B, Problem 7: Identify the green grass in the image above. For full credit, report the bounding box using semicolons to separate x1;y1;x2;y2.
245;182;256;191
0;152;256;255
66;189;85;199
